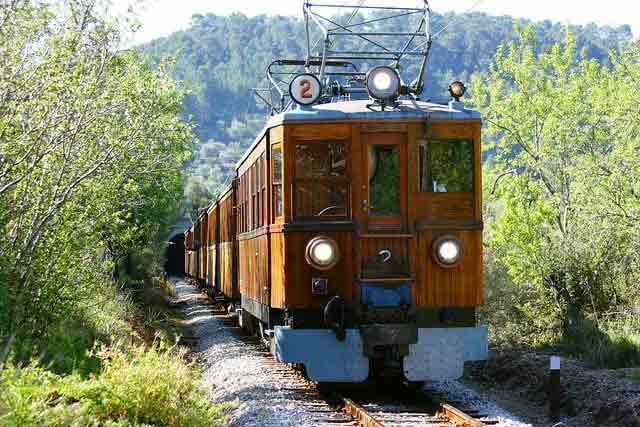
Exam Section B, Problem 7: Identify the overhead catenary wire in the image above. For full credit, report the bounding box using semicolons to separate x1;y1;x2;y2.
432;0;484;38
410;0;484;52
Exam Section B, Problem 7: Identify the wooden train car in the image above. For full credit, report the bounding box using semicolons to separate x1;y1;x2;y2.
183;0;487;383
184;228;196;278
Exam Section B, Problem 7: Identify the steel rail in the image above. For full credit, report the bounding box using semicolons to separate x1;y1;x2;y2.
439;403;486;427
341;397;385;427
334;391;490;427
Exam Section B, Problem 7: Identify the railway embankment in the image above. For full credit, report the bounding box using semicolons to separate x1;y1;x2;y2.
169;277;539;427
171;277;341;426
464;351;640;427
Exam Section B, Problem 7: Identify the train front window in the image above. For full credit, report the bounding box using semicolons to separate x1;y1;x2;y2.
368;145;400;216
419;140;473;192
294;142;348;219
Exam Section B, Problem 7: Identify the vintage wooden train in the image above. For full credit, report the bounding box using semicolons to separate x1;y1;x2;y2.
182;1;487;383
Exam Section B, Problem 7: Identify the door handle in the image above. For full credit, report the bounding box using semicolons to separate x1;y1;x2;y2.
362;199;369;211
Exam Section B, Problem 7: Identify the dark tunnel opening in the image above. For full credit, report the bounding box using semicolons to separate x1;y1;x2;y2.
165;233;185;276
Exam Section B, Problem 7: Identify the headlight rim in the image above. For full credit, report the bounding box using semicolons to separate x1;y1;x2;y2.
365;65;401;101
431;234;463;268
305;235;341;271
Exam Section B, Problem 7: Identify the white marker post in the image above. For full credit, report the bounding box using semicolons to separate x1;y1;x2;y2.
549;355;561;420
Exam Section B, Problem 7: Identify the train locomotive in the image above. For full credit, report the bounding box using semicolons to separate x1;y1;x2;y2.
183;0;487;383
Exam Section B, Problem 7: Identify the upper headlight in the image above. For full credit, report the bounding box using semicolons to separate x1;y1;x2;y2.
432;235;462;267
305;236;340;270
448;80;466;101
366;66;400;101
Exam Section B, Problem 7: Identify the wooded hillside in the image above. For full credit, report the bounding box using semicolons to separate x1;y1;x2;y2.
142;12;633;218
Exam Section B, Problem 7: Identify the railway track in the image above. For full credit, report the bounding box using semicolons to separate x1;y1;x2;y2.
328;385;499;427
180;283;500;427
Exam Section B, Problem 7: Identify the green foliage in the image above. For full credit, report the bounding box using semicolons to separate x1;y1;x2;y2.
0;344;231;427
142;12;632;216
557;314;640;369
473;25;640;366
369;146;400;216
424;140;474;192
0;0;193;354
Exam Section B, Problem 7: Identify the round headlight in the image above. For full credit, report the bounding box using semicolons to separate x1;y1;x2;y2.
448;80;466;100
305;236;340;270
432;235;462;267
366;66;400;101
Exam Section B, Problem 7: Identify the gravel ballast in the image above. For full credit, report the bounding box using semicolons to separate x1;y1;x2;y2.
172;278;534;426
174;278;335;426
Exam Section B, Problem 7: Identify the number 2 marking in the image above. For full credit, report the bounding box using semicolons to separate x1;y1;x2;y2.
299;79;312;98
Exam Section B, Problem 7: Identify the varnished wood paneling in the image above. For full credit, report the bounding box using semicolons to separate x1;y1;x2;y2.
218;184;237;298
270;232;286;308
219;242;237;299
414;120;481;223
473;124;482;221
198;213;208;281
290;123;350;140
359;235;412;279
282;231;354;309
238;234;270;305
238;137;266;176
219;190;235;243
407;123;418;233
270;126;284;144
206;204;218;288
414;229;483;307
207;246;216;288
422;192;475;220
361;122;408;133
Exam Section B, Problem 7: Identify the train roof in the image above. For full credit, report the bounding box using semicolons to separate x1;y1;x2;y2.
274;99;481;123
236;99;480;169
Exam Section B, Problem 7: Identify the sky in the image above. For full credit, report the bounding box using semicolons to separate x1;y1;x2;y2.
118;0;639;45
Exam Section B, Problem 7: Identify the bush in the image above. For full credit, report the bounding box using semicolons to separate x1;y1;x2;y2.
558;312;640;369
479;248;562;349
481;250;640;369
0;344;230;427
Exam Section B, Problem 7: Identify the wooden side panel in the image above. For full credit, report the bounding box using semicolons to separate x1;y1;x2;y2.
283;231;354;309
270;232;286;308
359;237;409;261
198;214;208;281
238;234;270;305
218;186;237;299
424;193;475;221
206;206;217;288
414;229;483;307
207;246;216;288
219;242;235;298
413;120;481;223
359;236;410;275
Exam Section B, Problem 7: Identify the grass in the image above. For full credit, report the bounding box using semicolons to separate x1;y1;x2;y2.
0;273;232;426
558;314;640;369
0;343;232;427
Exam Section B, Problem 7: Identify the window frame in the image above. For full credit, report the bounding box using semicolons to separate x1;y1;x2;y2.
271;143;283;221
293;140;350;222
418;138;475;194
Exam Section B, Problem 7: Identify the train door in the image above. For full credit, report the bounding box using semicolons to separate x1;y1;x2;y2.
356;131;411;282
360;132;407;233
